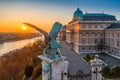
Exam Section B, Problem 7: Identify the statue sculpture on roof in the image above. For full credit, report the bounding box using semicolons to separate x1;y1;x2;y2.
23;22;62;59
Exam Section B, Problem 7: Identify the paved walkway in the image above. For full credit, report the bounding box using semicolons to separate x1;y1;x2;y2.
59;41;90;80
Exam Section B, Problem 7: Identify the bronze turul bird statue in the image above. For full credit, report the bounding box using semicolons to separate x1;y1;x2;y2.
23;22;62;59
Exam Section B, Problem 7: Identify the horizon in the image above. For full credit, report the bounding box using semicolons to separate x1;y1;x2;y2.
0;0;120;32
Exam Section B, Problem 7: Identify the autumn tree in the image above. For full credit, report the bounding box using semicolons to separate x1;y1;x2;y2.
6;61;22;80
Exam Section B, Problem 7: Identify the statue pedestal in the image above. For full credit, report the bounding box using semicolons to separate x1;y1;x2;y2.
38;55;69;80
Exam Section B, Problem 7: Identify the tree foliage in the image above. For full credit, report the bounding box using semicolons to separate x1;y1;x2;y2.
102;67;110;75
0;39;44;80
32;65;42;79
86;54;91;60
102;66;120;78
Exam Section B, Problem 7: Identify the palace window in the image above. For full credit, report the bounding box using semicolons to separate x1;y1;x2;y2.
82;33;85;37
82;47;85;50
82;25;85;29
82;39;86;44
106;33;108;37
94;33;97;36
108;39;110;45
112;39;114;46
101;25;103;28
89;25;91;29
86;32;88;34
88;33;91;37
89;47;91;50
95;39;97;44
117;33;119;38
108;33;110;37
95;25;97;28
112;33;114;37
117;40;120;47
88;39;92;44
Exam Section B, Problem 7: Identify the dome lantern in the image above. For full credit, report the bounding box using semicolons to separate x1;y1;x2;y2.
73;8;83;20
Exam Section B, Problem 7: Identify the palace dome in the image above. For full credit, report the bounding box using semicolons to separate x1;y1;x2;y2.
73;8;83;18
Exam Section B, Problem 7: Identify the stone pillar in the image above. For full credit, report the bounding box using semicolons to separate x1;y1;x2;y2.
91;67;97;80
97;67;102;80
90;54;104;80
41;61;50;80
62;61;69;80
38;55;68;80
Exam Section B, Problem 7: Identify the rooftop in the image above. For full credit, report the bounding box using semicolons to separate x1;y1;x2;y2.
73;8;117;21
106;23;120;30
84;13;114;16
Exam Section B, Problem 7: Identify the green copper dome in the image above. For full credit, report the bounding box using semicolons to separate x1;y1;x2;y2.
73;8;83;20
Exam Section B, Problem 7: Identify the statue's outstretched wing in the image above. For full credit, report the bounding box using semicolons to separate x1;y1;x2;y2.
49;22;62;39
23;23;49;44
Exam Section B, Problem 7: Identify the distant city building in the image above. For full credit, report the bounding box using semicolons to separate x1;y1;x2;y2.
59;8;120;58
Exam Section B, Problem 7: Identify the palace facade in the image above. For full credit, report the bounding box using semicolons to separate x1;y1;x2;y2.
59;8;120;58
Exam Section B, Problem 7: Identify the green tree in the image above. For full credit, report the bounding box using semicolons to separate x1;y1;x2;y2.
102;67;110;75
86;54;91;59
111;66;120;76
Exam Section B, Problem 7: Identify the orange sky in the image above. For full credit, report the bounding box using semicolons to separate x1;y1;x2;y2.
0;1;119;32
0;9;70;32
0;2;72;33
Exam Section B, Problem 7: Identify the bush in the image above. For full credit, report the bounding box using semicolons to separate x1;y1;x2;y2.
83;54;91;62
110;66;120;76
32;65;42;79
86;54;91;59
113;66;120;74
102;67;110;75
24;65;33;77
102;66;120;78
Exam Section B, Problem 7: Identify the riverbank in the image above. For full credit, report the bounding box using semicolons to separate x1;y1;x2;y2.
0;36;44;56
0;32;41;44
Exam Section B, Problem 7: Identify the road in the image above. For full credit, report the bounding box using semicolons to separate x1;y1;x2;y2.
59;41;91;80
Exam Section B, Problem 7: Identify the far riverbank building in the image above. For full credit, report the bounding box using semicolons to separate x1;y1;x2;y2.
59;8;120;58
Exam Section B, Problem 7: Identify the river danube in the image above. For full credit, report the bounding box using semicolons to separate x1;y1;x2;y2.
0;37;43;56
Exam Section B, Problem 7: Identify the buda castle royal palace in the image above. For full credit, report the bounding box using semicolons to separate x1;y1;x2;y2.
59;8;120;58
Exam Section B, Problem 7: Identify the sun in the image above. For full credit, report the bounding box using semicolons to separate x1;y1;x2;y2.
22;26;27;30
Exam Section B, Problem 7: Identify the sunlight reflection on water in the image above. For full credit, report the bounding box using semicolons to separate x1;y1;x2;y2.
0;36;43;56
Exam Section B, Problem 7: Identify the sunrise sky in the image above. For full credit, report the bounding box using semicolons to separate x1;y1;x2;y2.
0;0;120;32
